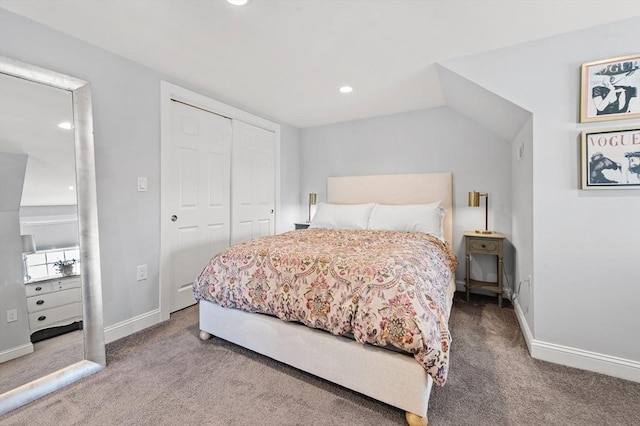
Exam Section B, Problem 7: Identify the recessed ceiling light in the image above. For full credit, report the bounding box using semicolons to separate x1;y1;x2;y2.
57;122;72;130
226;0;251;5
339;86;353;94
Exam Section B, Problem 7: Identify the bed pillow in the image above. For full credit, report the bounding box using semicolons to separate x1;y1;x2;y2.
309;203;376;230
368;202;444;238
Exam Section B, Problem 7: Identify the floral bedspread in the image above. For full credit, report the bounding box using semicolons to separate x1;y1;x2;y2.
193;228;458;386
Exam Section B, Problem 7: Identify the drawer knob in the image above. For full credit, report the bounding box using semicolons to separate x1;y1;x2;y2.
37;315;47;322
481;244;486;248
36;300;45;305
35;286;42;291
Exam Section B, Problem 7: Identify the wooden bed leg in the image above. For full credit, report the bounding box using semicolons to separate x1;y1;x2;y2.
405;412;428;426
199;330;212;340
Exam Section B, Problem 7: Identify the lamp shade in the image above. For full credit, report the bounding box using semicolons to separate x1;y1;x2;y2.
308;192;317;222
21;234;36;254
468;191;480;207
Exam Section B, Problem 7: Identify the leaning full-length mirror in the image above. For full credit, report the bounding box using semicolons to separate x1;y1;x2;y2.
0;69;85;394
0;55;105;414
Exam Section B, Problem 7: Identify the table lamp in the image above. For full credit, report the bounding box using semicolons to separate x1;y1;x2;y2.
308;192;317;222
468;191;492;234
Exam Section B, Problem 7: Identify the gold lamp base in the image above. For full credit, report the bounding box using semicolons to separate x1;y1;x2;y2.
475;229;493;234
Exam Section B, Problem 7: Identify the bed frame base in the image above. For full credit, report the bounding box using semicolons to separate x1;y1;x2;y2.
200;327;429;425
198;300;433;425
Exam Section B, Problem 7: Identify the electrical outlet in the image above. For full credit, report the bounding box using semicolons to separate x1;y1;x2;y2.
136;264;148;281
6;309;18;323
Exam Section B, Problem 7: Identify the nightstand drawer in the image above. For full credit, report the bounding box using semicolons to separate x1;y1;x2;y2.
468;239;500;254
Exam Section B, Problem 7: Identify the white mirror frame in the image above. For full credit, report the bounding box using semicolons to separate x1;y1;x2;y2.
0;55;105;414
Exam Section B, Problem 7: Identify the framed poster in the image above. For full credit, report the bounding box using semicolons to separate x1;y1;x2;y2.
580;54;640;123
580;127;640;189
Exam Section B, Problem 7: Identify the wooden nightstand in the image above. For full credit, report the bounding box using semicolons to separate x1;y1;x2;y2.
294;222;310;230
464;231;506;307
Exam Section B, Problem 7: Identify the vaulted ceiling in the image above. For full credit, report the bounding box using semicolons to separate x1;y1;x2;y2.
1;0;638;128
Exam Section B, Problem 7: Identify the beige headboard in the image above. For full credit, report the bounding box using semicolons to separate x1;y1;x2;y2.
327;172;453;245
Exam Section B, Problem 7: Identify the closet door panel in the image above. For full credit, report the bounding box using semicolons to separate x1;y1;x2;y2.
165;101;232;312
231;120;275;245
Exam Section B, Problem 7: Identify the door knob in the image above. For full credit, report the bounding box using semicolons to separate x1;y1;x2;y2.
270;209;274;214
171;215;178;222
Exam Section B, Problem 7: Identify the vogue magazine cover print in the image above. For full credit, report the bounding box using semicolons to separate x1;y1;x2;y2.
581;127;640;189
581;55;640;123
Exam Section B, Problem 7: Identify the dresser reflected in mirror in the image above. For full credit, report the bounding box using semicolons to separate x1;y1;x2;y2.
0;55;105;414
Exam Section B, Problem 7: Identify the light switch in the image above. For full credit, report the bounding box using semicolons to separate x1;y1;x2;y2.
137;177;148;192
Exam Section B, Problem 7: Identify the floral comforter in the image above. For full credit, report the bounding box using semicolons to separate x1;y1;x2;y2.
193;228;458;386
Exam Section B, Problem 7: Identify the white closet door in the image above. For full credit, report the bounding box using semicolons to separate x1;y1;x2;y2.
164;101;231;312
231;120;275;245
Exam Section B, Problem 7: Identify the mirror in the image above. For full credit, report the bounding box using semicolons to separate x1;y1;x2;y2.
0;55;105;414
0;70;84;393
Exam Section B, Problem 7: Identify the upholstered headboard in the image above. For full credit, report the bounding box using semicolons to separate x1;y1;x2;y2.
327;172;453;245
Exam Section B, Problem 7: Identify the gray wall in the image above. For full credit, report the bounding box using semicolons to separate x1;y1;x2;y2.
300;106;513;285
0;8;300;329
0;153;31;359
437;64;534;321
19;205;79;251
442;17;640;362
510;116;534;332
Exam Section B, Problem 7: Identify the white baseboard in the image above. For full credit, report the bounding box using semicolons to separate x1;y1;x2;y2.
513;297;533;354
104;309;162;344
0;342;34;364
513;298;639;383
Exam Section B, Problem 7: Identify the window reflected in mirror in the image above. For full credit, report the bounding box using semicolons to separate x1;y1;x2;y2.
24;246;80;281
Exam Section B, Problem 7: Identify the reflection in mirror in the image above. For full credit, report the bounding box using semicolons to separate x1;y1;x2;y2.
0;72;83;394
0;55;105;414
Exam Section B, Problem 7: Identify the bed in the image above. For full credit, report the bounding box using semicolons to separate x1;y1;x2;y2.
195;172;455;426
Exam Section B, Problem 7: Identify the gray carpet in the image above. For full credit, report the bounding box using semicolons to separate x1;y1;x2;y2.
1;293;638;425
0;330;83;394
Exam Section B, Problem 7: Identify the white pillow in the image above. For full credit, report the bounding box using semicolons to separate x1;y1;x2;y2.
368;202;444;238
309;203;376;230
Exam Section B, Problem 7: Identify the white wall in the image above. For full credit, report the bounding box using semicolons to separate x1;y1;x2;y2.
300;106;513;285
0;9;300;331
278;124;301;232
436;64;532;302
441;18;640;369
19;205;79;251
0;153;32;361
510;117;534;333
